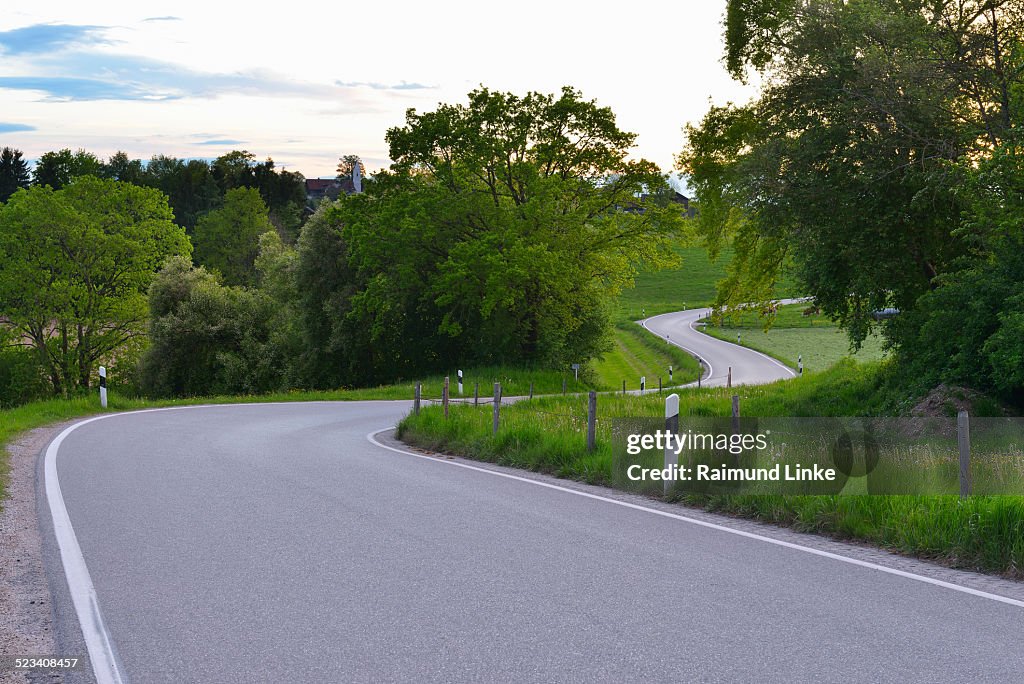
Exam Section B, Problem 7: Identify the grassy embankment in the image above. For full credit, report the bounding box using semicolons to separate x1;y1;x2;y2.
703;302;887;372
399;250;1024;576
590;246;728;390
398;361;1024;575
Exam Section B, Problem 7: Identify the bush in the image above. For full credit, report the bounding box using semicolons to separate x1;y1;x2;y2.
138;256;296;397
0;346;50;408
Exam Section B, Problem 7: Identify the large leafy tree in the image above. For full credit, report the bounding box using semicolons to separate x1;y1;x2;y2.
0;147;30;202
298;86;684;386
192;186;274;286
680;0;1024;346
141;155;221;232
32;148;103;189
0;176;190;394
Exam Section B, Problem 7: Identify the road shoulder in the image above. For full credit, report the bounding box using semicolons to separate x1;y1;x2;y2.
0;422;69;684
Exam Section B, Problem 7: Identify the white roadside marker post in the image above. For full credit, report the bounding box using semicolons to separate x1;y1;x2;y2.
457;369;463;395
640;376;646;394
98;366;107;409
664;393;679;495
798;355;803;375
669;365;673;382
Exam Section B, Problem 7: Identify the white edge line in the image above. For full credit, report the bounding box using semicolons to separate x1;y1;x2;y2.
368;427;1024;611
45;400;412;684
639;317;715;382
643;308;798;380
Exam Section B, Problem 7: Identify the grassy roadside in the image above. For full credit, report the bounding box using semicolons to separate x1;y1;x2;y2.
398;361;1024;576
704;304;888;371
593;323;701;391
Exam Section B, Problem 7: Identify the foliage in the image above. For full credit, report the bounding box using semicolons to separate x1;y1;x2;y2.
680;0;1024;350
32;148;103;189
139;256;292;397
211;150;307;240
141;155;221;232
193;187;274;286
0;147;30;202
102;151;145;185
0;347;49;408
0;176;190;395
890;140;1024;398
298;86;685;387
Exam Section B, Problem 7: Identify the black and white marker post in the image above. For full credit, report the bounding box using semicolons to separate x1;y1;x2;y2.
664;393;679;495
798;355;803;375
669;365;673;382
98;365;107;408
640;376;646;394
457;369;463;395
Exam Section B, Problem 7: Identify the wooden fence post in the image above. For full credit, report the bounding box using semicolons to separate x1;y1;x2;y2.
492;383;501;434
587;391;597;452
443;376;449;419
958;410;971;497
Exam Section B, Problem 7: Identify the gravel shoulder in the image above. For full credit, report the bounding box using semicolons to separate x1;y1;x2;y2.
0;422;72;684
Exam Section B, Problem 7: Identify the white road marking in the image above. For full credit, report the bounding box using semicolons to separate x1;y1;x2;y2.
368;427;1024;610
45;414;128;684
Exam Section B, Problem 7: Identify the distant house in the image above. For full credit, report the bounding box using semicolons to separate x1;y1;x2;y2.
623;190;698;218
305;177;356;206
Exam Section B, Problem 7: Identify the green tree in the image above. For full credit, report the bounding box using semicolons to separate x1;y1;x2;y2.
193;187;274;286
298;86;684;386
0;147;30;202
103;151;145;184
139;253;297;397
680;0;1024;345
0;176;190;394
141;156;221;233
32;148;103;189
336;154;365;182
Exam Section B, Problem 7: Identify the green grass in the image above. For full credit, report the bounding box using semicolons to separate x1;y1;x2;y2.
616;246;731;321
398;360;1024;576
592;323;701;391
704;304;888;371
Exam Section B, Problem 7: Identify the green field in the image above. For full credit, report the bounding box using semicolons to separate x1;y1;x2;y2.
704;303;888;371
616;246;731;321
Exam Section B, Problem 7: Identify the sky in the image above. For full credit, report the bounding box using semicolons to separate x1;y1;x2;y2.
0;2;754;181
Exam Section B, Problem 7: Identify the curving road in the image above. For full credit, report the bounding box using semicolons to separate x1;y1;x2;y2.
641;301;806;387
42;400;1024;683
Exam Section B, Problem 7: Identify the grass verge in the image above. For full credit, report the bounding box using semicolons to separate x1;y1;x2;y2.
704;304;887;371
398;360;1024;576
592;323;701;391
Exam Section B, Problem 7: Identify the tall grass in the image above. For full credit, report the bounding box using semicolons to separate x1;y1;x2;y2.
399;360;1024;576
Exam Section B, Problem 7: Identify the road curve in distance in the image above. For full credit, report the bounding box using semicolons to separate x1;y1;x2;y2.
641;300;807;387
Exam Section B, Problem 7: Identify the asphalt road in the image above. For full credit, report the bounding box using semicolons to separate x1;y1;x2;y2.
641;302;806;387
44;401;1024;683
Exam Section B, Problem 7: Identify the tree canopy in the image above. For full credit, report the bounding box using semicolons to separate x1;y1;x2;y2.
680;0;1024;396
297;86;685;386
0;147;30;202
193;186;275;286
0;176;190;394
